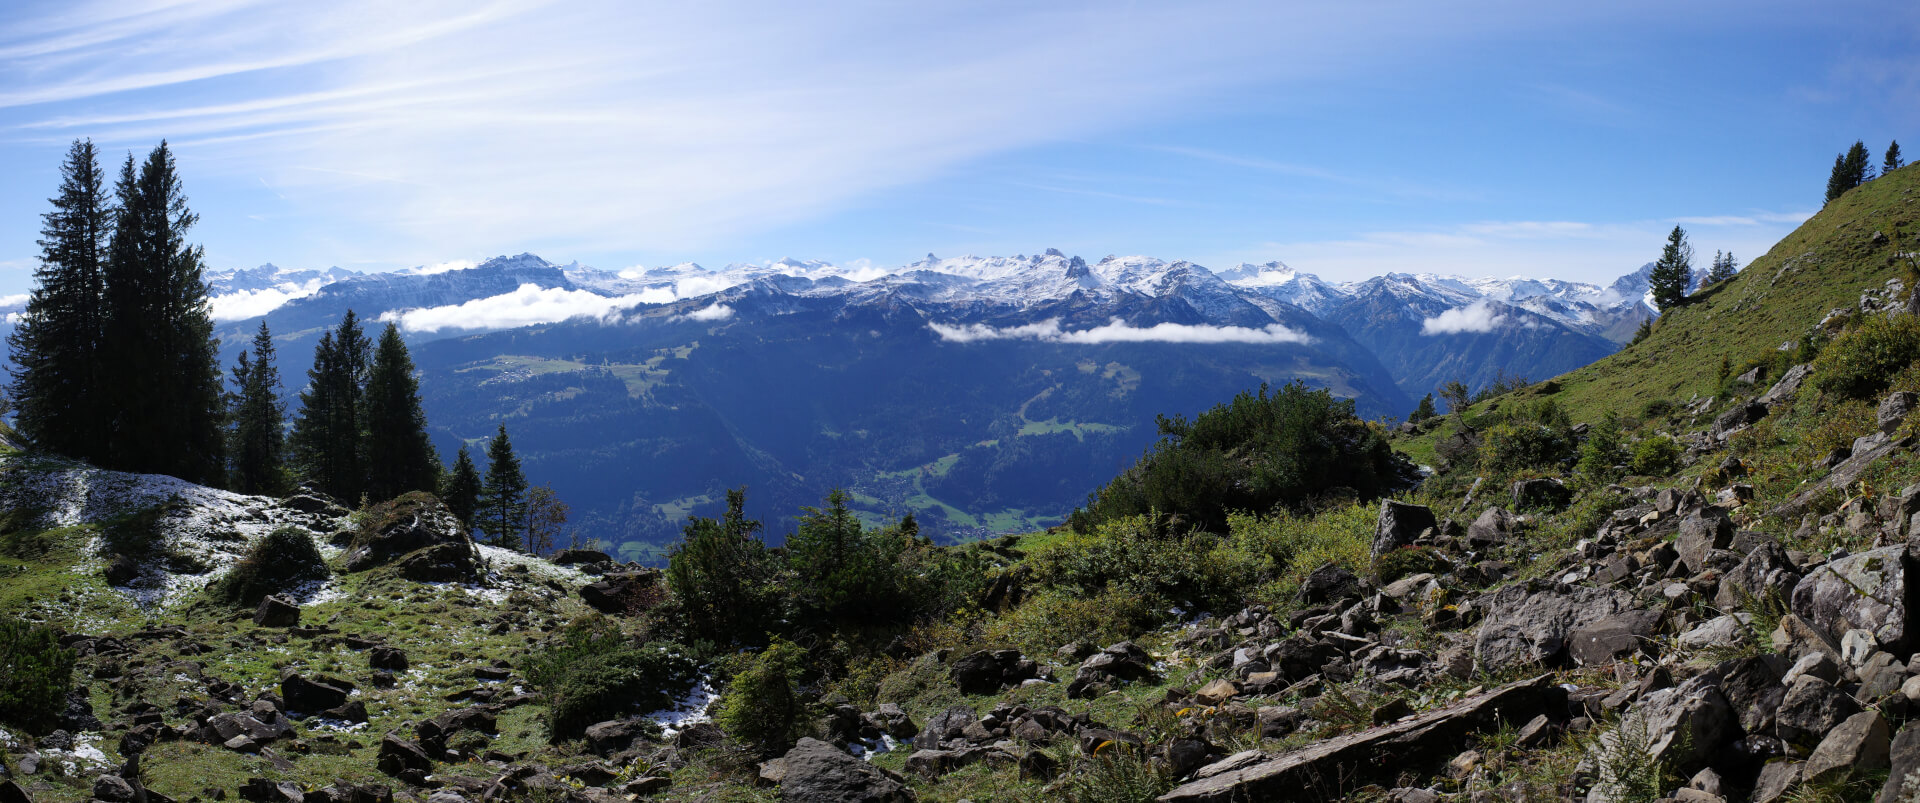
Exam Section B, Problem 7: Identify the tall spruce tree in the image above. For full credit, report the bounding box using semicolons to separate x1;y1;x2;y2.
441;445;482;528
100;142;225;483
228;322;287;495
290;311;371;503
1888;141;1906;174
363;324;438;503
9;139;109;464
1648;226;1694;313
1827;140;1872;203
479;424;528;549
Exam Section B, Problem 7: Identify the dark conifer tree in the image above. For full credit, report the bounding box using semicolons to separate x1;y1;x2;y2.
362;323;438;502
228;322;287;495
1704;250;1739;286
1648;226;1694;313
479;424;528;549
1827;141;1872;203
290;311;371;502
100;142;225;483
442;445;482;529
1409;394;1437;424
9;139;109;463
1888;141;1906;174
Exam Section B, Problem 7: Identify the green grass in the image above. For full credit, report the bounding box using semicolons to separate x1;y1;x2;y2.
1403;163;1920;447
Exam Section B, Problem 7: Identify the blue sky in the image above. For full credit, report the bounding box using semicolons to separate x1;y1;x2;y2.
0;1;1915;296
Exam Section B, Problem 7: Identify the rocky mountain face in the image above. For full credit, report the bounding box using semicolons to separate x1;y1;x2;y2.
196;251;1651;549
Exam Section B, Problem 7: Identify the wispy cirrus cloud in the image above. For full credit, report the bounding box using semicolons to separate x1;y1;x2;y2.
1237;211;1811;284
0;1;1561;269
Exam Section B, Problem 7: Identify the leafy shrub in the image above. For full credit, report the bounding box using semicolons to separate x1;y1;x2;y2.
1060;745;1173;803
1630;435;1682;476
989;586;1162;657
1025;516;1260;613
1811;314;1920;400
1478;422;1575;475
1077;382;1416;534
209;526;329;606
0;620;76;734
1227;503;1373;600
1639;398;1675;422
716;637;807;755
1793;398;1876;468
522;614;697;742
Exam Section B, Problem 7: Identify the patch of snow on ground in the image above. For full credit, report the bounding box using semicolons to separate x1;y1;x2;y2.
304;717;368;733
52;731;111;776
289;577;345;606
1;454;345;611
476;544;589;584
647;672;718;738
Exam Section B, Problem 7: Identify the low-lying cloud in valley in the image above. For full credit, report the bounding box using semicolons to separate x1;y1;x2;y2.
210;280;330;321
382;283;652;333
1419;301;1508;335
929;318;1312;345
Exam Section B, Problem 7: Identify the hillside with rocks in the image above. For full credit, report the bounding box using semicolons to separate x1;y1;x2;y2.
5;168;1920;803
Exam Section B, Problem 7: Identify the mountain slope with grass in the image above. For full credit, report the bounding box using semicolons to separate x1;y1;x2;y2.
1484;162;1919;427
13;163;1920;803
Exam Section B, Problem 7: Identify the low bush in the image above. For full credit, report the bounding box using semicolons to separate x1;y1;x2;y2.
521;614;697;742
0;620;76;734
1478;422;1575;475
1024;516;1261;614
1227;503;1373;601
1574;413;1629;485
989;586;1162;657
209;526;329;606
1811;314;1920;400
1630;435;1683;477
715;637;807;755
1076;381;1415;534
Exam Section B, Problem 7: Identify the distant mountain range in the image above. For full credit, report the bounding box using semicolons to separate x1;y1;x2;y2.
4;250;1673;553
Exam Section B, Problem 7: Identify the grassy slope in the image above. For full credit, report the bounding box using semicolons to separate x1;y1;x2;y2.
1466;163;1916;428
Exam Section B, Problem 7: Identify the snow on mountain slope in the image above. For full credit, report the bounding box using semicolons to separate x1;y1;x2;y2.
203;248;1653;366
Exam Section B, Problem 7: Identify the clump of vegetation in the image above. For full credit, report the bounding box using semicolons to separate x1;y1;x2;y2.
715;637;808;756
782;489;987;627
1228;502;1373;601
1059;745;1173;803
1074;381;1415;535
667;488;779;647
1810;314;1920;400
990;586;1160;658
1025;516;1260;614
1476;399;1576;476
1630;435;1682;476
0;619;76;734
209;526;329;606
522;614;698;742
1375;545;1446;584
1575;412;1629;485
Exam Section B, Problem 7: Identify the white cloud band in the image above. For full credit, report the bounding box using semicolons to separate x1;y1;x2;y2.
929;318;1311;345
1419;301;1507;335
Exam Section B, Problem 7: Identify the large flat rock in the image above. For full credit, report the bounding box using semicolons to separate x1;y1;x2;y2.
1158;674;1557;802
